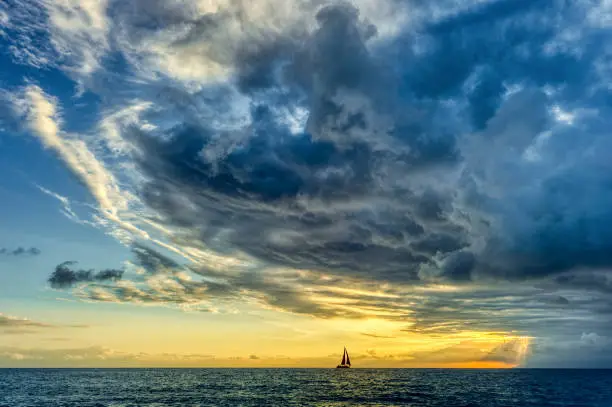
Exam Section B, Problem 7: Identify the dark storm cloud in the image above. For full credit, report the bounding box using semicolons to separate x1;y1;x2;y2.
48;261;124;289
0;247;41;257
551;273;612;295
437;251;476;282
131;243;182;274
525;332;612;368
126;2;471;285
406;0;594;104
113;0;612;295
402;281;612;340
68;245;612;344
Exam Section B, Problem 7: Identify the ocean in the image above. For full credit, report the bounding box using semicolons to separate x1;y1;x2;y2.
1;368;611;406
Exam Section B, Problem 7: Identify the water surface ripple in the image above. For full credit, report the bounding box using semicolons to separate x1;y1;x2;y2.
1;368;611;406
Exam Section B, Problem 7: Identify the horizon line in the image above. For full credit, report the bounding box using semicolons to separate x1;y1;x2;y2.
1;367;609;370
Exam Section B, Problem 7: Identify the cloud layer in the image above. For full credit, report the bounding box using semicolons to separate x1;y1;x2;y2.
0;339;525;367
3;0;612;366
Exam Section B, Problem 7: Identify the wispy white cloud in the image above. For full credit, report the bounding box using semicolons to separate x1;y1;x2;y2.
588;0;612;28
0;8;9;27
97;101;154;155
36;185;89;225
9;83;242;269
44;0;110;79
0;312;86;334
10;84;146;243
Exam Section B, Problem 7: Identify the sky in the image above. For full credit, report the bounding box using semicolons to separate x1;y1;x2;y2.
0;0;611;368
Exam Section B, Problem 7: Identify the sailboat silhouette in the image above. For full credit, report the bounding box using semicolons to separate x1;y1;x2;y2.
336;347;351;368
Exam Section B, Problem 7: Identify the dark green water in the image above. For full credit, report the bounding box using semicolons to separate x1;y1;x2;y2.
1;368;611;406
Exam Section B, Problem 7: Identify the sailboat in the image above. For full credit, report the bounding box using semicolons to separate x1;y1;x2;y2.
336;347;351;368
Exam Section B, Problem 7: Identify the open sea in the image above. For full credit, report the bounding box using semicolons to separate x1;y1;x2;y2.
1;368;611;407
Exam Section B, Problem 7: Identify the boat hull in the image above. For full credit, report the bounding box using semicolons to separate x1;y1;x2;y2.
336;365;350;368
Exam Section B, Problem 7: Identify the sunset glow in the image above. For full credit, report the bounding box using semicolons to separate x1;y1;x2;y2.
1;0;611;371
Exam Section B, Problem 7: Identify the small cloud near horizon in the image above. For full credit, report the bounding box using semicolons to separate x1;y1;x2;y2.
48;261;124;289
0;313;88;334
0;247;41;257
